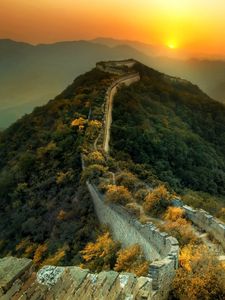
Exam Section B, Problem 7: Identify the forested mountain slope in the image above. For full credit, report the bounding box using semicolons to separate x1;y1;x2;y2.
0;68;116;265
0;60;225;268
111;63;225;212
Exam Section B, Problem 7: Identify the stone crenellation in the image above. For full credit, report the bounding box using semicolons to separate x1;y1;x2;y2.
87;182;179;299
0;256;158;300
102;72;140;153
172;199;225;249
84;62;179;299
96;59;137;75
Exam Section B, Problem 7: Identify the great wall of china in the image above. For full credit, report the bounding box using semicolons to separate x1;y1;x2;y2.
0;60;224;300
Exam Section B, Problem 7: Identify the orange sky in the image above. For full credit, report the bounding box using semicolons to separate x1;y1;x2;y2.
1;0;225;57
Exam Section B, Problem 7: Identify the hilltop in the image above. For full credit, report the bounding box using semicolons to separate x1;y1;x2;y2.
0;60;225;299
110;63;225;216
1;38;225;128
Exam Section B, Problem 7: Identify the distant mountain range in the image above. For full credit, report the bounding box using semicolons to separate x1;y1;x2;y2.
0;38;225;128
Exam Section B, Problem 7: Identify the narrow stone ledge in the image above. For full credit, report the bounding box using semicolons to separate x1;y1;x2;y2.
0;256;32;294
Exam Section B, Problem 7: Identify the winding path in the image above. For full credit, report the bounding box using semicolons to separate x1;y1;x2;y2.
103;73;140;153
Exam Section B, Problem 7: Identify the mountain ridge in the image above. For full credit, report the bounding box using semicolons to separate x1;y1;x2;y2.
1;38;225;128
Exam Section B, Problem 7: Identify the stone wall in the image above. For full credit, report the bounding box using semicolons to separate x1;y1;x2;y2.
103;72;140;153
0;257;157;300
173;199;225;250
96;60;136;74
87;182;179;299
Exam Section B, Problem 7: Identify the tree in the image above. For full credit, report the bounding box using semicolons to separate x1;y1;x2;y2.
114;244;149;276
172;244;225;300
81;164;107;183
85;151;105;166
115;171;139;191
71;117;87;131
164;206;184;222
33;243;48;265
105;185;133;205
80;231;120;272
161;206;197;246
143;185;171;216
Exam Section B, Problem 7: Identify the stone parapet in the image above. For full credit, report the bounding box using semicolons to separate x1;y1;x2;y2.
87;182;179;299
172;200;225;249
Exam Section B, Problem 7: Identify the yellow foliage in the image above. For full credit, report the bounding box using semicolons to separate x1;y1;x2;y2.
106;185;133;205
56;170;73;184
57;209;67;221
160;212;197;246
33;243;48;265
164;206;184;222
16;239;29;251
86;151;105;165
143;185;171;215
88;120;102;128
41;246;67;267
24;244;37;257
71;117;86;127
114;244;149;277
71;117;87;131
80;231;120;272
172;244;225;300
179;244;203;272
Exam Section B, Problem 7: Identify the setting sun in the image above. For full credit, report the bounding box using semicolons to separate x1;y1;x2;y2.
168;43;176;49
166;39;178;49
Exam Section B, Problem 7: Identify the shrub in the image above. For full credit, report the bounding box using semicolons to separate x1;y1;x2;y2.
134;188;149;204
143;185;171;216
114;244;149;277
85;151;105;166
105;185;133;205
33;243;48;265
161;206;197;246
164;206;184;222
115;171;140;191
71;117;87;131
172;244;225;300
81;164;107;183
80;231;120;272
41;246;68;267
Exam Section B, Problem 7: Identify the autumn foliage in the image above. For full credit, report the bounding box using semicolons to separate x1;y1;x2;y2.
33;243;48;265
80;231;120;272
80;232;149;276
164;206;184;222
161;206;197;246
172;244;225;300
105;185;133;205
143;185;171;216
114;244;149;276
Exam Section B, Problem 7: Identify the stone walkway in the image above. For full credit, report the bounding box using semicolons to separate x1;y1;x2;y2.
0;257;154;300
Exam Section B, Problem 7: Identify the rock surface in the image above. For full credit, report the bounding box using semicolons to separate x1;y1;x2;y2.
0;257;157;300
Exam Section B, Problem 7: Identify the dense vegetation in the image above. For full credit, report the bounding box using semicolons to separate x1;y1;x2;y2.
111;63;225;214
0;68;115;266
80;231;149;276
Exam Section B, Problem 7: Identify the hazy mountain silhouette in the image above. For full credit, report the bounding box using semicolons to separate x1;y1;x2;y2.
92;38;225;104
0;38;225;128
0;39;148;128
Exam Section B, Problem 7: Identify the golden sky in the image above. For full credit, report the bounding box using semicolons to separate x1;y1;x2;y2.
1;0;225;56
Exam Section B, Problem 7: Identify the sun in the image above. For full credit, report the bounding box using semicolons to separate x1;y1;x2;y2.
167;41;178;49
168;43;176;49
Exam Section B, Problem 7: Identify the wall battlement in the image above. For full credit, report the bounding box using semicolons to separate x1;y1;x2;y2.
87;182;179;299
102;72;140;153
172;199;225;249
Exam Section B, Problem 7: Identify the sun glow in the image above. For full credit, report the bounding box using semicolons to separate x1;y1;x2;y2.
167;41;177;49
